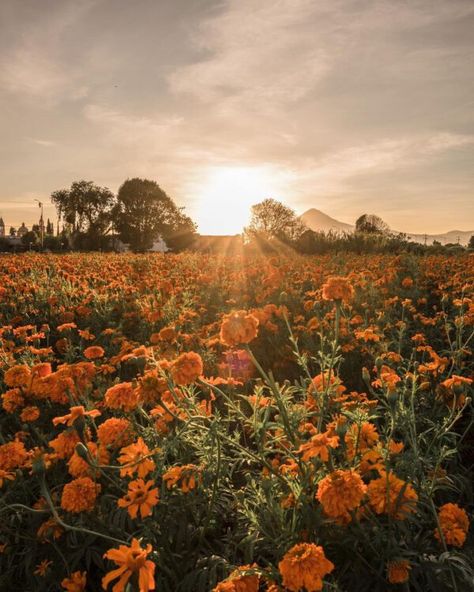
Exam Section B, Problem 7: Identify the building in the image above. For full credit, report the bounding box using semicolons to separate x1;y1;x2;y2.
17;223;28;238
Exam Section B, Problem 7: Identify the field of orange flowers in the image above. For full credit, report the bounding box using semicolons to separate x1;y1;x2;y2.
0;252;473;592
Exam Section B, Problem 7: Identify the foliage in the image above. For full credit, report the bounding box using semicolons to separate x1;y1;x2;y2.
245;198;307;247
112;178;196;252
51;180;115;250
355;214;390;235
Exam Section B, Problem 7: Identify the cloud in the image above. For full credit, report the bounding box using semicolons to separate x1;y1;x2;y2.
168;0;335;112
30;138;57;148
0;1;99;103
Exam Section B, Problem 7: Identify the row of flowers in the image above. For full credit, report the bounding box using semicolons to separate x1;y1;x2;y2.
0;253;473;591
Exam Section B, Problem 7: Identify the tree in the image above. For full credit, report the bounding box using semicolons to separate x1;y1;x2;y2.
245;198;307;245
112;178;196;252
51;180;115;248
468;235;474;250
9;227;16;237
21;230;39;249
355;214;390;235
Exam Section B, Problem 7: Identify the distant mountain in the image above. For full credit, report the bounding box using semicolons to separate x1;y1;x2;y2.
299;208;473;246
300;208;354;233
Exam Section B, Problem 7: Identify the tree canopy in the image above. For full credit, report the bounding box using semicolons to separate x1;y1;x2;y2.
245;198;307;245
51;180;115;248
355;214;390;235
112;178;196;252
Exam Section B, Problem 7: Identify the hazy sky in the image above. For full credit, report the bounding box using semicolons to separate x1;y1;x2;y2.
0;0;473;234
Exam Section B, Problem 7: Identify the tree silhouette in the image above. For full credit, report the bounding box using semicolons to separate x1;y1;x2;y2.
355;214;390;235
245;198;306;245
112;178;196;252
51;180;115;248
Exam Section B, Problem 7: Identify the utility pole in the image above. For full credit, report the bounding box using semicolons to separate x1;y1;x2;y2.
35;199;44;249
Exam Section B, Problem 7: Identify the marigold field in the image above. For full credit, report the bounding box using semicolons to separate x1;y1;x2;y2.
0;252;473;592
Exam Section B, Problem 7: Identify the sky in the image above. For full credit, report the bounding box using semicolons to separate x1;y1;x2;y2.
0;0;473;235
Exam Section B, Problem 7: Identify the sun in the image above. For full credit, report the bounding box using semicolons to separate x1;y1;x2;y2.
192;166;283;235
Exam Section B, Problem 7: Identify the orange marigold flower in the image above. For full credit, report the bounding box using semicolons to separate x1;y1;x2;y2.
220;310;259;347
4;364;31;388
97;418;133;448
67;441;109;478
322;276;353;303
158;326;177;342
34;559;53;576
171;352;203;385
278;543;334;592
213;564;260;592
84;346;105;360
61;571;87;592
316;469;367;521
31;362;52;379
437;375;472;409
435;503;469;547
367;472;418;520
104;382;139;412
37;517;63;541
298;432;339;462
0;440;28;471
49;430;81;459
60;477;100;513
345;422;380;460
20;405;40;422
102;538;155;592
117;479;159;519
53;405;101;427
387;560;411;584
118;438;156;479
2;388;24;413
163;464;200;493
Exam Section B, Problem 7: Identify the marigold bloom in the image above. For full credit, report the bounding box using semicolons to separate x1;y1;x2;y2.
345;422;380;460
117;479;159;519
118;438;156;479
316;469;367;521
20;405;40;422
60;477;100;513
213;564;260;592
34;559;53;576
67;441;109;478
437;375;472;409
367;472;418;519
61;571;87;592
435;503;469;547
84;346;105;360
387;560;411;584
49;430;81;459
97;418;133;448
104;382;139;412
53;405;101;427
37;517;63;541
4;364;31;388
102;538;155;592
1;389;24;413
322;276;353;303
298;432;339;462
0;440;28;471
163;464;200;493
278;543;334;592
171;352;203;385
220;310;259;347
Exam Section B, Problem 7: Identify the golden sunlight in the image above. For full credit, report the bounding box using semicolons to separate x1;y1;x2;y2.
193;166;284;235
